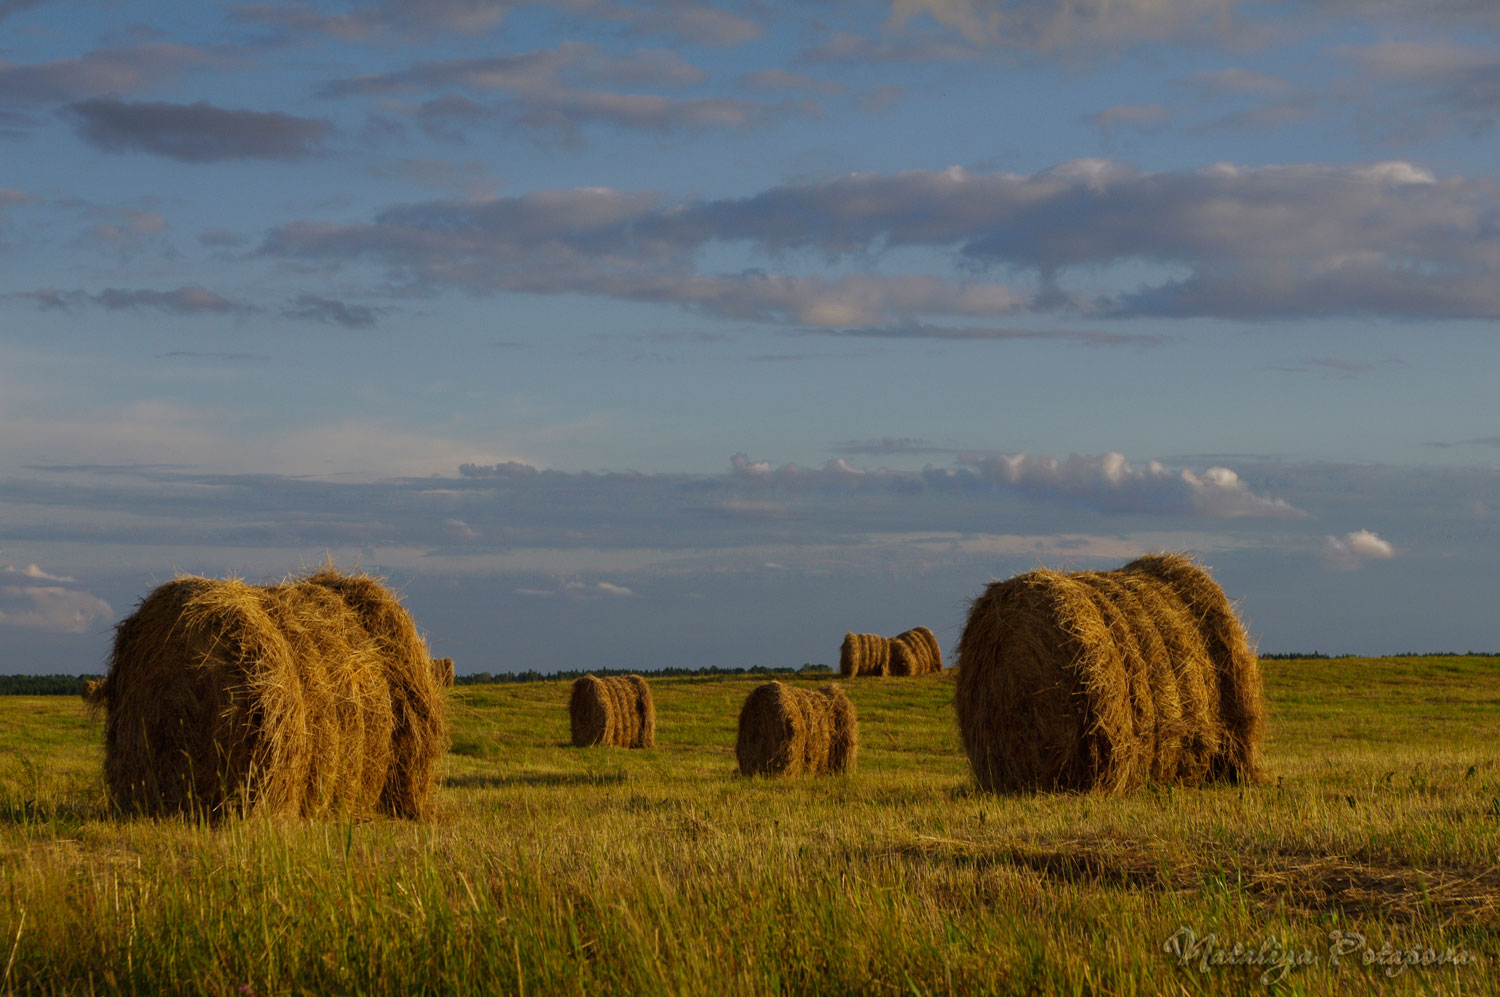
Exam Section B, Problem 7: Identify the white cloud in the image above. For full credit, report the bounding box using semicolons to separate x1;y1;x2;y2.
442;518;479;542
4;563;74;582
0;572;113;633
565;580;636;598
962;451;1305;518
516;579;638;598
1324;529;1396;570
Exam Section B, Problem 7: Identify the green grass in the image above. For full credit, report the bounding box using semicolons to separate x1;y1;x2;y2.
2;658;1498;994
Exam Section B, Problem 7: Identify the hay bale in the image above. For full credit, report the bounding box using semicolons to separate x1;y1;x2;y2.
432;657;455;687
104;568;448;819
80;678;106;706
954;554;1262;794
736;681;859;776
569;674;655;748
890;626;943;676
839;633;890;677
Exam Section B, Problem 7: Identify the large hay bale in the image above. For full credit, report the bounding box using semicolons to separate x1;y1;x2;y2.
736;681;859;776
432;657;455;687
839;633;890;677
104;569;448;819
569;674;655;748
890;626;943;676
954;554;1263;794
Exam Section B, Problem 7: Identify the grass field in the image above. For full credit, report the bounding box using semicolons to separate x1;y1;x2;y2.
2;657;1497;995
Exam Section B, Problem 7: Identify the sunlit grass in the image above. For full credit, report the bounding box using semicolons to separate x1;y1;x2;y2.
2;658;1497;994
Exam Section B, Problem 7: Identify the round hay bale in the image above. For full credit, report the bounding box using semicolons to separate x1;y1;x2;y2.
954;554;1262;793
104;569;447;820
432;657;455;688
80;678;106;706
839;633;890;677
890;626;942;676
736;681;858;776
569;674;655;748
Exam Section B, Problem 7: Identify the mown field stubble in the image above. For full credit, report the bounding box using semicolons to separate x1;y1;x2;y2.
2;657;1498;995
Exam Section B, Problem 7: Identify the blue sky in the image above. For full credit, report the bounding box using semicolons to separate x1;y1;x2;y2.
2;0;1498;673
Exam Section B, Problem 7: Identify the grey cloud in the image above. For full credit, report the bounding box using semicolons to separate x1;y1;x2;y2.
1339;40;1500;127
617;2;763;45
884;0;1240;48
739;69;844;97
197;228;249;248
1178;67;1295;97
264;158;1500;322
1188;99;1319;133
93;286;242;313
323;43;794;142
0;44;218;103
7;285;247;316
282;293;381;328
831;438;957;456
64;99;332;162
801;31;978;64
238;0;759;45
321;44;706;97
233;0;520;37
1086;104;1172;130
810;323;1165;347
0;0;49;20
157;351;270;362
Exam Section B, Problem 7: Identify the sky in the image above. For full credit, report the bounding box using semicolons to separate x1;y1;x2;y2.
1;0;1498;675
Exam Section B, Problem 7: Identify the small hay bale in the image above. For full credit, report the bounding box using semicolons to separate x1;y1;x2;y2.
432;657;455;687
80;678;106;706
890;626;943;676
953;553;1262;794
839;633;890;677
104;568;448;819
736;681;859;776
569;674;655;748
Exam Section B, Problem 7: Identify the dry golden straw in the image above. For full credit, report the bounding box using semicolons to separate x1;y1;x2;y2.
839;633;890;677
954;553;1264;794
569;674;656;748
431;657;455;688
890;626;943;676
736;681;859;776
103;567;449;820
80;678;106;706
842;628;942;676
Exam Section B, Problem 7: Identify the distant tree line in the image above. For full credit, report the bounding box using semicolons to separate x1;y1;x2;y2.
456;663;834;685
1259;651;1495;660
0;674;104;696
0;664;835;694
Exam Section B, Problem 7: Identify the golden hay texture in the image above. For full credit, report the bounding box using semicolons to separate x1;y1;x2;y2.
839;633;890;677
569;674;656;748
431;657;455;688
80;678;106;706
954;553;1264;794
736;681;859;776
104;568;448;819
890;626;943;676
